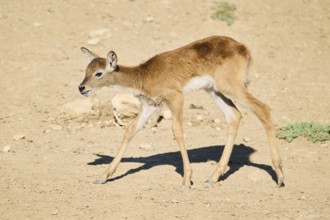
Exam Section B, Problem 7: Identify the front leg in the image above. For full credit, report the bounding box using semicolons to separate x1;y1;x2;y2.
94;102;157;184
168;95;192;189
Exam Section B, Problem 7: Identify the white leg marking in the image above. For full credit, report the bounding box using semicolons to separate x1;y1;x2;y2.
209;91;237;122
135;103;157;132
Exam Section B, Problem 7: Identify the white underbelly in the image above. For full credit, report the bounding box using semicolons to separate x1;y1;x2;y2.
182;76;216;95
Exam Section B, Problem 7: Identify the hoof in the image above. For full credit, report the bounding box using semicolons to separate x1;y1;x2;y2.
93;178;107;184
180;184;191;191
204;179;217;185
277;177;285;188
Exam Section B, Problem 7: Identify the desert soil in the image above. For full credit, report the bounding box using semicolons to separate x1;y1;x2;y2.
1;0;330;219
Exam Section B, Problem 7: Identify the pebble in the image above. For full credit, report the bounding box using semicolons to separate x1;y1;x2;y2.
243;137;253;143
13;133;26;141
3;145;11;153
48;124;63;131
171;199;179;204
87;38;101;45
139;143;152;150
87;28;112;45
145;16;155;22
196;115;203;121
88;28;112;39
162;109;172;120
33;22;42;27
51;209;59;215
213;118;221;124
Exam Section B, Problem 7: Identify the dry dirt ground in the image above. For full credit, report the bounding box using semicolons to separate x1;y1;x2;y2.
1;0;330;219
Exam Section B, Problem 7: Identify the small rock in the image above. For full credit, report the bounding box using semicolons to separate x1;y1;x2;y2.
43;129;51;134
171;199;179;204
52;209;59;215
60;98;94;115
87;28;112;45
67;127;76;134
196;115;203;121
243;137;253;143
189;104;204;110
145;16;154;22
88;28;112;39
162;109;172;120
213;118;221;124
3;145;11;153
33;22;42;27
13;133;26;141
48;124;63;131
185;122;192;126
139;143;152;150
87;38;101;45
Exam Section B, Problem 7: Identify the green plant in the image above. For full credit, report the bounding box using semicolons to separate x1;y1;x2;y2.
276;122;330;143
211;1;237;26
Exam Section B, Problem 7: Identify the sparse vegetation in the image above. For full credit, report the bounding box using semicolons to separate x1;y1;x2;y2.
211;1;237;26
276;122;330;143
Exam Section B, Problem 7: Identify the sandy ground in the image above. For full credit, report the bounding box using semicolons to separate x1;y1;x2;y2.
1;0;330;219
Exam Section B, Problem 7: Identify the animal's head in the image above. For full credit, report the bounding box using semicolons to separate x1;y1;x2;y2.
79;47;118;96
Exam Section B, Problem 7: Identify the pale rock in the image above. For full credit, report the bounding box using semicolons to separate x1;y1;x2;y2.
3;145;11;153
13;133;26;141
162;109;172;120
139;143;152;150
33;22;42;27
87;38;101;45
185;122;192;126
112;93;140;126
48;124;63;131
88;28;112;39
196;115;203;121
87;28;112;45
60;98;94;115
243;137;253;143
213;118;221;124
52;209;59;215
145;16;155;22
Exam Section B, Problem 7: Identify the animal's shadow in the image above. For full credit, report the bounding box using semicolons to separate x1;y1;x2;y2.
88;144;278;184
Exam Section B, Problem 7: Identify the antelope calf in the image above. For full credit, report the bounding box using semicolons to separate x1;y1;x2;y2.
79;36;284;188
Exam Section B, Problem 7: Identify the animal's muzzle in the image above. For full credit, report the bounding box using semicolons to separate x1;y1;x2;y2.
78;85;85;93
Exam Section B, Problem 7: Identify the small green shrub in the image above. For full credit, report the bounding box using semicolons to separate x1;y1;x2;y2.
211;1;237;26
276;122;330;143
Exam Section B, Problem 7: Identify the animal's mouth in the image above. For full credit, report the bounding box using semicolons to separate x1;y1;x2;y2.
80;90;92;97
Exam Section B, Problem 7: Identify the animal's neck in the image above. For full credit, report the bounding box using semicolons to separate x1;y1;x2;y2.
110;65;143;94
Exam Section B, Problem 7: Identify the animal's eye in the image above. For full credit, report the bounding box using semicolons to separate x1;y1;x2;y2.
95;72;103;78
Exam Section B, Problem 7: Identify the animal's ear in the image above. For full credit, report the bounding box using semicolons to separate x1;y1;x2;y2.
107;51;118;71
81;47;98;61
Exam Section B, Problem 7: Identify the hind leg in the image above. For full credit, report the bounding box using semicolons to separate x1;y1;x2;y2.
220;84;284;187
238;90;284;186
206;90;242;183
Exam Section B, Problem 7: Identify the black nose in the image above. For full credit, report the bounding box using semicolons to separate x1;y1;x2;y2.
79;85;85;92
